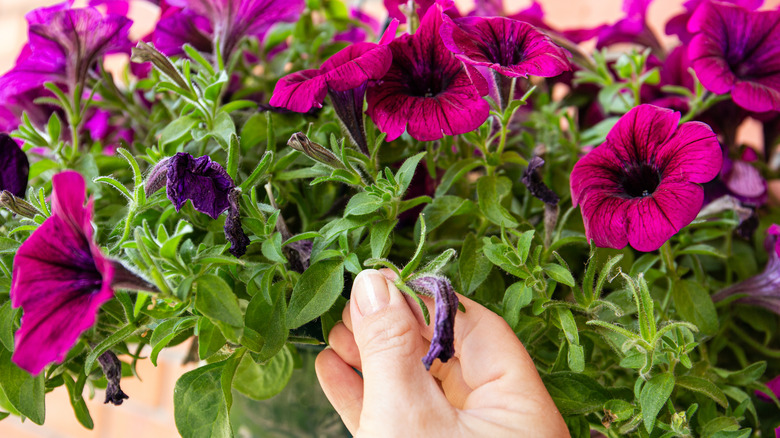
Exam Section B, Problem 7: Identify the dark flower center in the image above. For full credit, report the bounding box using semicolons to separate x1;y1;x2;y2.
406;66;452;98
620;163;661;198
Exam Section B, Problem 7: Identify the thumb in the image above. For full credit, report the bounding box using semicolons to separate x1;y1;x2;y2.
349;270;445;414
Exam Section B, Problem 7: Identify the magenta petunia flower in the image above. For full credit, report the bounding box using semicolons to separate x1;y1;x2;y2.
153;5;213;56
269;21;397;155
10;171;154;375
756;375;780;403
712;224;780;314
366;6;489;142
0;134;30;198
665;0;763;44
688;1;780;113
439;16;569;80
161;0;304;59
406;275;459;370
0;3;131;100
571;104;722;252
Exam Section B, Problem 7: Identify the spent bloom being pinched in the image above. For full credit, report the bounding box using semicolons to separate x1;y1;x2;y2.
10;171;155;375
712;224;780;315
0;2;131;100
270;21;398;155
366;5;489;142
146;153;250;257
688;1;780;112
406;275;459;370
0;134;30;198
571;104;722;252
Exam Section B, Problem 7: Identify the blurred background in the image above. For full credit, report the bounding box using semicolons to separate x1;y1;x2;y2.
1;0;779;437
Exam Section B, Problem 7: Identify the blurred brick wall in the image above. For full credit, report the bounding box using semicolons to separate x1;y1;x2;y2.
1;1;779;437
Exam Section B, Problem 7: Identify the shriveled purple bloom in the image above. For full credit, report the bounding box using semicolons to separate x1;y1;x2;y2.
571;104;722;252
522;157;559;206
407;275;459;370
10;171;154;375
167;152;234;219
0;134;30;198
367;5;489;142
439;16;570;79
162;0;304;59
688;2;780;112
0;3;131;100
713;224;780;314
97;350;129;405
270;22;397;155
224;189;249;257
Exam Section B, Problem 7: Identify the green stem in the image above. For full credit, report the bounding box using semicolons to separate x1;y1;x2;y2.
660;241;679;281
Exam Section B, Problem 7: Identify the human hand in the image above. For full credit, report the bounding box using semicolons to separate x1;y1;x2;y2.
315;269;569;437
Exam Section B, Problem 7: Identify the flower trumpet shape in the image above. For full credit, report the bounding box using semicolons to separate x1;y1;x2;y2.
688;1;780;112
570;104;722;252
10;171;155;375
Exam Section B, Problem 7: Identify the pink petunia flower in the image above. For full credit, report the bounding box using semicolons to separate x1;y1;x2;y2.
366;5;489;142
10;171;154;375
688;1;780;112
570;104;722;252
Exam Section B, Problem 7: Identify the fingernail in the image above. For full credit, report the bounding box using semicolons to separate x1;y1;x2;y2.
354;270;390;316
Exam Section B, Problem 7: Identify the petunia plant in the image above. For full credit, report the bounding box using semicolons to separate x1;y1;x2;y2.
0;0;779;437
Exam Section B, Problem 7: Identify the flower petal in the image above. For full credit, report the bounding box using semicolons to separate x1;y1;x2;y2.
0;134;29;198
579;190;631;249
269;69;327;113
407;275;459;370
166;153;235;219
626;181;703;252
655;120;721;184
606;104;680;165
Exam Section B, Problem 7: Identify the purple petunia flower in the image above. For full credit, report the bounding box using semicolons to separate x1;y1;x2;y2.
570;104;722;252
269;22;397;155
153;2;214;56
160;0;304;59
406;275;459;370
10;171;155;375
720;148;767;206
665;0;763;44
713;224;780;314
366;5;489;142
439;16;570;79
148;153;250;257
0;2;131;100
688;1;780;113
0;134;30;198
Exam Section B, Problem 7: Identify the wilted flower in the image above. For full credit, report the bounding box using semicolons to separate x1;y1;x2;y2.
98;350;129;405
406;275;459;370
522;157;559;206
0;2;131;99
159;0;304;59
571;104;722;252
11;171;155;375
712;225;780;314
149;153;249;257
270;22;397;155
439;16;570;79
688;1;780;112
0;134;30;198
366;5;489;142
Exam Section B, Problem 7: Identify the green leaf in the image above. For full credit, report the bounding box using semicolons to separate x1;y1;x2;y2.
0;237;21;254
344;191;383;216
401;215;426;278
677;244;726;258
675;375;728;408
416;248;456;277
503;282;532;330
435;158;481;197
370;219;397;259
321;295;348;343
515;230;535;265
0;302;18;351
160;116;197;146
395;152;426;193
232;345;294;401
476;175;518;227
543;263;575;287
0;348;45;425
63;374;93;430
85;324;137;373
286;260;345;329
640;372;675;433
174;362;232;438
197;317;226;360
459;233;492;295
604;399;635;422
196;274;244;329
419;195;473;232
150;317;198;366
242;281;289;361
672;279;719;335
542;372;610;415
261;232;288;264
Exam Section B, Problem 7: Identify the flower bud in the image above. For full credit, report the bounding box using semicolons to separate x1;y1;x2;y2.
131;41;191;92
0;190;39;218
287;132;341;166
144;157;170;197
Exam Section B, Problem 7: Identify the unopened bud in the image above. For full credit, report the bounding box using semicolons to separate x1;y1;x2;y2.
0;191;39;218
131;42;191;91
144;157;170;197
287;132;341;166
